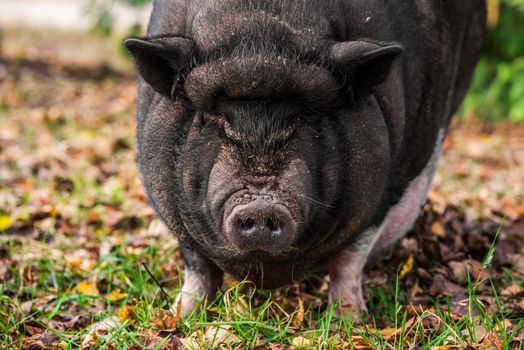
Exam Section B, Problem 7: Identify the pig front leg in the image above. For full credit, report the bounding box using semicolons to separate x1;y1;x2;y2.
329;131;445;319
174;246;223;315
328;227;383;319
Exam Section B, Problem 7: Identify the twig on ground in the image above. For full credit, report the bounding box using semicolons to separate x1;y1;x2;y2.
142;262;170;305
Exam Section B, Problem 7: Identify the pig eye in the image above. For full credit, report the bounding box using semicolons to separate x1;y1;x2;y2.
202;113;226;127
201;114;240;141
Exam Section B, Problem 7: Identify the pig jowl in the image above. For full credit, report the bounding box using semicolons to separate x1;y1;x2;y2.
125;0;487;317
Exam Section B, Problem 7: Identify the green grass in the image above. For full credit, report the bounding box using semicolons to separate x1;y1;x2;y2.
1;226;522;349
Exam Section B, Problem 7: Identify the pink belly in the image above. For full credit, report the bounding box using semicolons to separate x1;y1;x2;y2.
370;129;444;257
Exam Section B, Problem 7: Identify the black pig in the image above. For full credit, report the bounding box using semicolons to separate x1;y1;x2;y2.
125;0;486;316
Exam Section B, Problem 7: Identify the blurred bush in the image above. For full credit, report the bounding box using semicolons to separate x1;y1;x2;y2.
94;0;524;123
90;0;150;36
462;0;524;123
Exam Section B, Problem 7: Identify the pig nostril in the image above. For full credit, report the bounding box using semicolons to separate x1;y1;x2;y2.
226;200;295;252
267;219;281;236
239;218;256;235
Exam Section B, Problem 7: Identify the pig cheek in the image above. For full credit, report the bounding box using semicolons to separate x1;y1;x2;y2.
181;118;221;209
205;153;244;230
182;165;204;207
341;102;390;229
320;162;339;210
278;159;314;231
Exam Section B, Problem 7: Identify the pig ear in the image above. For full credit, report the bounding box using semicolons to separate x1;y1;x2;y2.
124;37;194;98
330;41;402;94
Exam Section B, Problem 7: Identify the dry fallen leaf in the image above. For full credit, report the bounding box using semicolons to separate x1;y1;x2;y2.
448;260;469;284
498;202;524;222
81;317;119;349
21;294;57;315
140;330;184;350
0;216;12;231
76;281;100;296
500;282;522;297
431;220;447;238
118;305;134;323
173;295;183;320
205;325;239;348
151;309;179;331
67;257;97;273
291;335;311;348
512;327;524;345
449;297;474;320
399;255;415;279
23;320;47;336
182;333;202;350
291;296;305;328
347;336;373;349
380;327;402;340
23;331;62;350
100;207;125;227
479;331;503;350
48;314;89;332
107;289;127;302
430;274;466;297
494;319;513;333
474;323;488;343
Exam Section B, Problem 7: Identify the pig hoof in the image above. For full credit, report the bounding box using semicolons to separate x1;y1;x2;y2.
332;305;365;323
329;291;368;322
172;289;204;316
172;268;221;316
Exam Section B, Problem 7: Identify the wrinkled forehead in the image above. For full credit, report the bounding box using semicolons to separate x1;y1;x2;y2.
184;0;340;111
189;0;334;55
184;55;340;111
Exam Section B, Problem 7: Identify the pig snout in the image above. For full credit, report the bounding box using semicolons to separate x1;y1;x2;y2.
224;196;296;253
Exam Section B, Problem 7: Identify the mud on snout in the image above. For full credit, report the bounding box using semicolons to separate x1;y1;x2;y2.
207;155;313;257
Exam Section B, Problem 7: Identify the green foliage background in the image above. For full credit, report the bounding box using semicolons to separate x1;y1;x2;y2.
462;0;524;123
107;0;524;123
